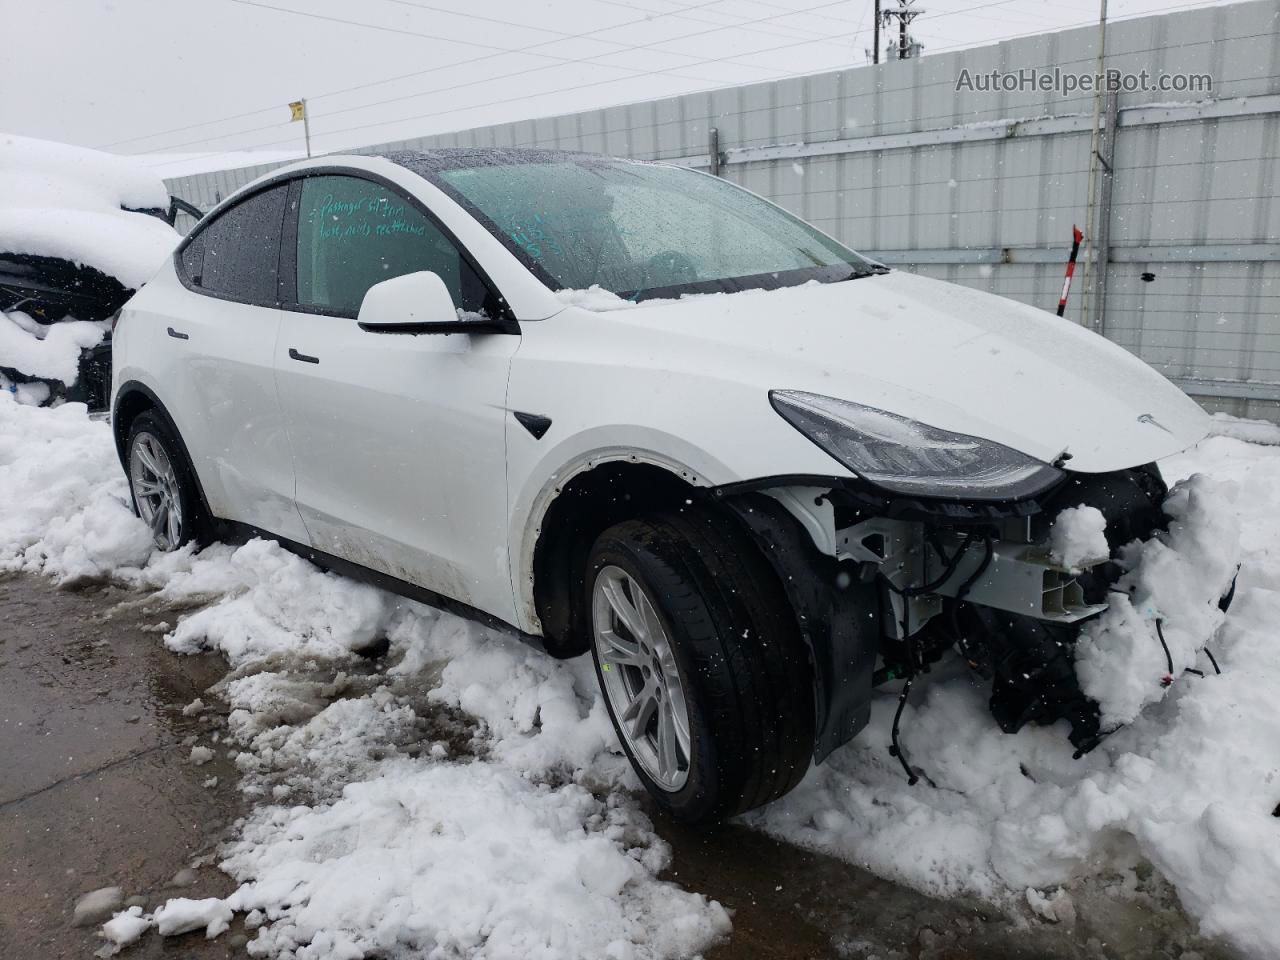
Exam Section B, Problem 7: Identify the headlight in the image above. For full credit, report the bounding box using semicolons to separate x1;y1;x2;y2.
769;390;1063;501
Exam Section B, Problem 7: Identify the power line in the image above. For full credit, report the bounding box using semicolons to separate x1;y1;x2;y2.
150;3;878;166
133;0;862;156
595;0;842;43
147;0;1227;170
100;0;738;149
104;0;808;150
919;0;1225;52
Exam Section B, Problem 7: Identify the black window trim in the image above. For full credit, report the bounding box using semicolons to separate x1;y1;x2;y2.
173;166;515;323
172;180;291;309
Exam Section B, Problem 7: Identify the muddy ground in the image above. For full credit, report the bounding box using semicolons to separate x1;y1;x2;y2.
0;573;1235;959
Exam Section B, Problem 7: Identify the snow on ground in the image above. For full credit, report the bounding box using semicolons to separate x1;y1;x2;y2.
4;392;1280;958
0;393;729;959
751;437;1280;958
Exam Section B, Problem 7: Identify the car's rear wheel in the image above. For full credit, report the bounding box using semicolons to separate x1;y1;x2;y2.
586;510;814;823
125;411;205;551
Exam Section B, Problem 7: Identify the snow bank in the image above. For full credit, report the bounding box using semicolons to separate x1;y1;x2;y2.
224;761;727;960
0;394;729;959
0;395;153;580
3;396;1277;958
0;134;179;287
1209;411;1280;446
1075;474;1241;726
754;438;1280;958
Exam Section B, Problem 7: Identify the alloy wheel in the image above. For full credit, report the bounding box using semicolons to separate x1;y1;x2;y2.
591;565;692;791
129;431;183;550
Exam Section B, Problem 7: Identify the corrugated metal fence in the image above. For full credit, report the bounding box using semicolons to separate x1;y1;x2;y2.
164;0;1280;421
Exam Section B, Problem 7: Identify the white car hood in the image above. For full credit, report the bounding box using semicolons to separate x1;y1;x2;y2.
609;271;1209;474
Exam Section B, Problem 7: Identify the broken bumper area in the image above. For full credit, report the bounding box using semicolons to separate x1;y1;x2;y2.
833;469;1242;757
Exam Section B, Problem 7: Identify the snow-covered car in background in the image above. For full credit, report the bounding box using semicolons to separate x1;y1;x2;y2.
0;134;190;408
109;148;1239;823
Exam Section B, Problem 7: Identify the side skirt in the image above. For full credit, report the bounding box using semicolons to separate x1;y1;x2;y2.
213;518;549;654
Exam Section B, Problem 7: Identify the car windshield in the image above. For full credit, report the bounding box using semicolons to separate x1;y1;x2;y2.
434;157;879;302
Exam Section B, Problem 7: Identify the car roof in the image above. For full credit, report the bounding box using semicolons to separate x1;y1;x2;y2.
377;147;639;178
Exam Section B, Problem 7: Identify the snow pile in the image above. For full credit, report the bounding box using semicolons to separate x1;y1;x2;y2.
153;897;233;938
161;537;395;667
4;396;1278;957
0;394;729;959
0;134;179;287
0;395;153;580
223;761;726;959
755;438;1280;958
1075;474;1241;726
1;308;107;387
1047;504;1108;571
1209;411;1280;446
100;906;153;949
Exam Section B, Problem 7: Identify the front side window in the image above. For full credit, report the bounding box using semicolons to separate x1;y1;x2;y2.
434;157;877;301
183;183;287;304
294;175;489;316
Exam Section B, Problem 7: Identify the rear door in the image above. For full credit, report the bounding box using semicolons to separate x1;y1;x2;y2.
274;172;519;624
162;182;308;541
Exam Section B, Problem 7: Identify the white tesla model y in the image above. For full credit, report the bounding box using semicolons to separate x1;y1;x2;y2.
111;149;1230;822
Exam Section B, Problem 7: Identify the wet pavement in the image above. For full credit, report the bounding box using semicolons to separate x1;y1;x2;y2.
0;573;1237;959
0;573;243;959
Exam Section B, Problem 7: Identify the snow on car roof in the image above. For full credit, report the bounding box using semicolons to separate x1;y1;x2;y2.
0;134;179;288
381;146;629;176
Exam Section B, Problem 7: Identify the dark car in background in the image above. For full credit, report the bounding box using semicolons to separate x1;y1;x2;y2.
0;134;198;409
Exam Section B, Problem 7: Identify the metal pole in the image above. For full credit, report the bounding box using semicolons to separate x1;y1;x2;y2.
708;127;721;177
1079;0;1108;329
301;97;312;159
1092;89;1119;337
873;0;881;64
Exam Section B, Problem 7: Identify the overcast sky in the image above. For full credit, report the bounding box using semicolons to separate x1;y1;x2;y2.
1;0;1236;174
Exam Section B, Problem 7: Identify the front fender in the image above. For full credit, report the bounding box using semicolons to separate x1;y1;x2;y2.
506;428;731;634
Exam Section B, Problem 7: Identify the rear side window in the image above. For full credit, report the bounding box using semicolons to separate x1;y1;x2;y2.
182;184;288;305
294;175;489;316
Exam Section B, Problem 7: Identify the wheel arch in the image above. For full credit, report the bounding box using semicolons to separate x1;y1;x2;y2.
111;380;215;521
522;452;731;657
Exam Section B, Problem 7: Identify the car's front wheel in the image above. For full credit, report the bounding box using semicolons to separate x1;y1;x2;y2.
586;510;814;823
125;411;204;551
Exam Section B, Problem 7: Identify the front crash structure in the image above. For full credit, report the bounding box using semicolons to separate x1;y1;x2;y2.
721;463;1240;774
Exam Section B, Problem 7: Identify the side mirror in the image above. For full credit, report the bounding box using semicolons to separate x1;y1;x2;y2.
357;271;515;335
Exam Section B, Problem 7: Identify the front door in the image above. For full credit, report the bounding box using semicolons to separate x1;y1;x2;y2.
273;173;519;625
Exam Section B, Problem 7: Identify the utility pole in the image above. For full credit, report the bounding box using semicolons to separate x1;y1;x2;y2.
1080;0;1109;331
873;0;880;64
881;0;924;61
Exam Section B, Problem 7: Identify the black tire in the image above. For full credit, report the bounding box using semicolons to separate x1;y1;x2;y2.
124;410;210;550
585;509;814;823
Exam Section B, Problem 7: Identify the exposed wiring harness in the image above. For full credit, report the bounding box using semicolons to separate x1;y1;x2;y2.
882;534;994;787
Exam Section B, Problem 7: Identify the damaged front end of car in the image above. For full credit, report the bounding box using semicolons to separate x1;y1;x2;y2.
716;390;1237;778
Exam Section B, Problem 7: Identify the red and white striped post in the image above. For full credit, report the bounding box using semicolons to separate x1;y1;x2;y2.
1057;225;1084;317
